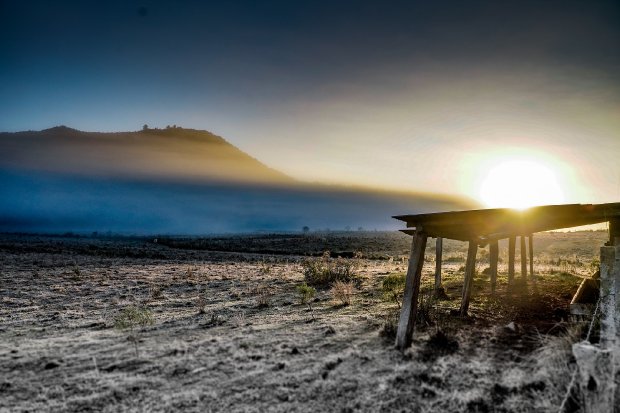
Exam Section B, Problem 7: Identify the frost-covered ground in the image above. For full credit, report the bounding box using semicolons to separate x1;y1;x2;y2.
0;232;616;412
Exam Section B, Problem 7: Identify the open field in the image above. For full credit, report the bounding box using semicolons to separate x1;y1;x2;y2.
0;231;617;412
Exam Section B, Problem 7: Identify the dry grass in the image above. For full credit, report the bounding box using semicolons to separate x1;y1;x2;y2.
330;280;355;306
0;231;611;412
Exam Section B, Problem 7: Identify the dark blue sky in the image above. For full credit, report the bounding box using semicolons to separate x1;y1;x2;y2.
1;0;619;201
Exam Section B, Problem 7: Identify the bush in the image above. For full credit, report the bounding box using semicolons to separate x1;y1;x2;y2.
296;282;317;320
296;283;316;304
254;284;271;308
114;305;155;357
379;310;400;339
382;273;406;308
114;305;154;331
302;252;356;287
331;280;355;306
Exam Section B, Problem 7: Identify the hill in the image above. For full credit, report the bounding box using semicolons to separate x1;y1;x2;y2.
0;126;292;185
0;126;476;234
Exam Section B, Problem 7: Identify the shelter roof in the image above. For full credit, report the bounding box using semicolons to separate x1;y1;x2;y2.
394;202;620;242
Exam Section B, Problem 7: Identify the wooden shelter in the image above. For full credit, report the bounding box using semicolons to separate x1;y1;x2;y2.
393;202;620;350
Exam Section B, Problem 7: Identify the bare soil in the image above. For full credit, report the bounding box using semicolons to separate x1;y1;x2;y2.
0;231;617;412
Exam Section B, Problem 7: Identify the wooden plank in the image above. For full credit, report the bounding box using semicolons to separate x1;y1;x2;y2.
395;231;428;350
521;235;527;280
489;240;499;294
459;240;478;316
434;237;443;292
508;236;516;287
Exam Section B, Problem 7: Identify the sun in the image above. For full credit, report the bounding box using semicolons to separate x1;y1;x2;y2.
479;159;565;209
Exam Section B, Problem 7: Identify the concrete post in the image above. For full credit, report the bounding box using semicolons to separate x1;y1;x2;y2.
572;342;615;413
599;244;620;349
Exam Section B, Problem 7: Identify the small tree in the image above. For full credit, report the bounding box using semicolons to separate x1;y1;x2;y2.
142;124;148;131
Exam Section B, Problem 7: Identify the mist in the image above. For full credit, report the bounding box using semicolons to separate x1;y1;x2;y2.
0;168;474;235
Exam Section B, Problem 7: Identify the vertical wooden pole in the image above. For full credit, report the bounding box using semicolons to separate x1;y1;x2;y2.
528;234;534;279
489;240;499;294
508;236;516;288
460;240;478;317
520;235;527;281
434;237;443;292
396;231;428;351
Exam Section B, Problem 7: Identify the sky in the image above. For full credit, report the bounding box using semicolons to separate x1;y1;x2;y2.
2;0;619;205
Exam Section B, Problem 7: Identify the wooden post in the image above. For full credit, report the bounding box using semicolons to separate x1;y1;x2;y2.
434;237;443;293
520;235;527;281
508;236;516;288
395;231;428;350
528;234;534;279
489;241;499;294
460;240;478;317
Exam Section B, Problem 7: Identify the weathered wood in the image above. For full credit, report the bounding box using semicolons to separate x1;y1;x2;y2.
434;237;443;292
394;203;620;241
508;236;516;287
489;241;499;294
520;236;527;280
459;240;478;316
395;231;428;350
528;234;534;278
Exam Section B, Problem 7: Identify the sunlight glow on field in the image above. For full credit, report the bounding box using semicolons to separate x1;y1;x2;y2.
479;159;565;209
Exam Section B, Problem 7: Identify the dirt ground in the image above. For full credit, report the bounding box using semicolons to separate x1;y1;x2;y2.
0;232;617;412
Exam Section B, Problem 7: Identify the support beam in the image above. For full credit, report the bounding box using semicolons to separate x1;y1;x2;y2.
434;237;443;293
395;231;428;350
520;235;527;281
528;234;534;279
489;241;499;294
460;240;478;316
508;236;516;288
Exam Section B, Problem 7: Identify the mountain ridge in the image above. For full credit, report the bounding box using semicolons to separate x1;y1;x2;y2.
0;125;477;234
0;125;293;185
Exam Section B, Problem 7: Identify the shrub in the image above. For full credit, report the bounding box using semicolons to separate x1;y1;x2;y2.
297;283;316;304
379;310;400;340
302;252;356;287
382;273;406;308
149;283;164;300
114;305;155;357
416;290;437;326
114;305;154;330
255;284;271;308
331;280;355;306
196;293;207;314
70;262;81;280
258;261;272;275
296;283;316;320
